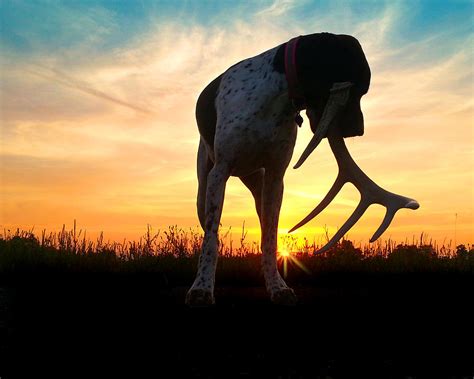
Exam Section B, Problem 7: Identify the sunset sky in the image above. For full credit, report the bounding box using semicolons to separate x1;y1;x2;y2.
1;0;472;248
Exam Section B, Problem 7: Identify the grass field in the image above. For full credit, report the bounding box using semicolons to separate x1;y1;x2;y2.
0;225;472;285
1;225;473;378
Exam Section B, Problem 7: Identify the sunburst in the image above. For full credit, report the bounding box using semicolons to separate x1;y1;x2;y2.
277;248;311;278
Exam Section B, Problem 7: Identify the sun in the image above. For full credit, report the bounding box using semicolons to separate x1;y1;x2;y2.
278;248;290;278
277;248;311;278
279;249;290;258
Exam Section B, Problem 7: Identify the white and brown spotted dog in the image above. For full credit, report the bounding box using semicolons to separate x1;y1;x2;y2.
186;33;371;306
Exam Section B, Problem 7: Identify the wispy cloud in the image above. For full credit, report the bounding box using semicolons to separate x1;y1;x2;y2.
257;0;300;17
25;64;152;114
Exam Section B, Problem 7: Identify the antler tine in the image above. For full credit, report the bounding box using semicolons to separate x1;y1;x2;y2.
369;196;419;243
288;174;345;233
317;199;371;254
370;207;397;243
293;82;354;170
290;126;419;253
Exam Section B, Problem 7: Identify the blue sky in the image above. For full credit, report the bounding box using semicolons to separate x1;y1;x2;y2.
2;1;471;54
1;0;473;244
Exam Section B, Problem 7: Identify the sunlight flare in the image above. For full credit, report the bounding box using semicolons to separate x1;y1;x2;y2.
277;244;311;278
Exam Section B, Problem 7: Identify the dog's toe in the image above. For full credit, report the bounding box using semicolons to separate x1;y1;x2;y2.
271;288;297;306
185;288;215;307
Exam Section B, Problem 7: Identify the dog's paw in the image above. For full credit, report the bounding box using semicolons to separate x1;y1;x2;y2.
185;288;215;307
270;288;297;306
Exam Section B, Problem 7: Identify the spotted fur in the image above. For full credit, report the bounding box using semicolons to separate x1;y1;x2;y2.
186;45;298;306
185;33;371;306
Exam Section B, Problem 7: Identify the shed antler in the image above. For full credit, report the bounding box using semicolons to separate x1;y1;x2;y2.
289;127;419;253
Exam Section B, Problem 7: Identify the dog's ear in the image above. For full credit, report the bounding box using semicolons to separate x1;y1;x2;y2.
298;33;370;138
297;33;370;102
335;34;371;96
296;33;341;98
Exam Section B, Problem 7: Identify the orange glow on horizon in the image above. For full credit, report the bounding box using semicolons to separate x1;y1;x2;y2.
1;6;472;247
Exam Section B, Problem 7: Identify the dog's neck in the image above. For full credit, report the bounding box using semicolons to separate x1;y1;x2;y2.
284;36;306;111
273;39;306;112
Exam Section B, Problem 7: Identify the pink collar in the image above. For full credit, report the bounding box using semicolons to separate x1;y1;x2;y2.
284;36;305;109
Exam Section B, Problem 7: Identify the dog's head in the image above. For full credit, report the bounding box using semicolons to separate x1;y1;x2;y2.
297;33;371;138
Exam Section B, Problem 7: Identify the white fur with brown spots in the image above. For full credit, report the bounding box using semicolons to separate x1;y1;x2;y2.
186;46;298;306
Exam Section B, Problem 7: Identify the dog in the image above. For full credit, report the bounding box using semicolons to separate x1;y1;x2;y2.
185;33;418;306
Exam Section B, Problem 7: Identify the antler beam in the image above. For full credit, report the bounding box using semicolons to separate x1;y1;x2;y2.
289;127;419;253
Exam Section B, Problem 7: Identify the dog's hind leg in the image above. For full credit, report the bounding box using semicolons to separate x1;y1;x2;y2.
186;161;230;306
196;138;213;230
261;170;297;305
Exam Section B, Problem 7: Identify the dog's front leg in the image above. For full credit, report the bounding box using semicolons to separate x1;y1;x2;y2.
186;163;229;306
261;171;297;306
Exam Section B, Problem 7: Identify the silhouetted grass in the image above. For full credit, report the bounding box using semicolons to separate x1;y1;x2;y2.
3;226;472;379
0;224;472;286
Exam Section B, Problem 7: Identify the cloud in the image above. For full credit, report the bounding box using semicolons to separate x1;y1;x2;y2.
1;1;472;243
25;64;152;114
256;0;300;17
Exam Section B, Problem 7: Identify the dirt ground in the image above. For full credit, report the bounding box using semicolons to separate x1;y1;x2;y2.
1;273;473;378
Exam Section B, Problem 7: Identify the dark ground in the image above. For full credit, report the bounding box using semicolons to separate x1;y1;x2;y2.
1;272;473;378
